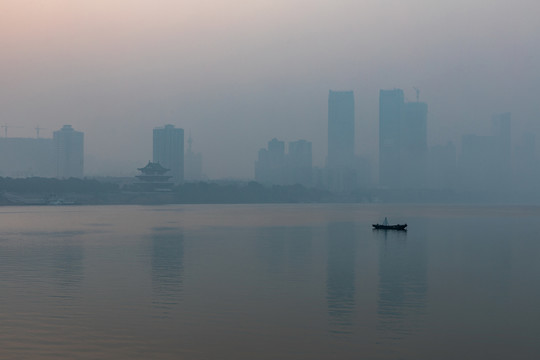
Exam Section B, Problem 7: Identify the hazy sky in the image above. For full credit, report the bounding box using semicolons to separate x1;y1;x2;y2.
1;0;539;178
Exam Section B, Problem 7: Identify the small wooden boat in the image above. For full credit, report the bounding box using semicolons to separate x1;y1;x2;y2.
372;223;407;230
372;217;407;231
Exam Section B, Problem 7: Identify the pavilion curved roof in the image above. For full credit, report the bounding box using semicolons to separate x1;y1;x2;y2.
137;161;170;174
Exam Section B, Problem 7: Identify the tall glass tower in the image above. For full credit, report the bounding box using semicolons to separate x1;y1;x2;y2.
379;89;428;189
153;124;184;184
379;89;404;188
328;90;355;169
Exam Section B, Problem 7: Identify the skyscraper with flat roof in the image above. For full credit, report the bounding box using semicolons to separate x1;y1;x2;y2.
288;139;312;187
184;134;203;181
379;89;428;189
379;89;403;188
54;125;84;178
492;112;511;159
401;101;428;188
328;90;355;169
0;138;55;178
255;138;285;185
153;125;184;184
491;112;511;192
458;113;512;195
327;90;356;193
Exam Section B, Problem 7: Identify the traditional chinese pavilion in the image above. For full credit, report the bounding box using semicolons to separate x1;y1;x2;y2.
135;161;174;191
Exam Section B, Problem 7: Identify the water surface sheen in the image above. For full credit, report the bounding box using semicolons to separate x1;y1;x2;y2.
0;204;539;359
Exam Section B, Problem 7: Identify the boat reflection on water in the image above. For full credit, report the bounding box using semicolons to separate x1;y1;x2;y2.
373;217;407;231
377;224;427;348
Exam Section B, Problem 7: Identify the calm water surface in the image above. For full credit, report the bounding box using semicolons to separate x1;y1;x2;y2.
0;204;539;359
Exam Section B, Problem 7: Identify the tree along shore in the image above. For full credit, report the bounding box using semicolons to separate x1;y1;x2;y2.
0;176;506;205
0;177;334;205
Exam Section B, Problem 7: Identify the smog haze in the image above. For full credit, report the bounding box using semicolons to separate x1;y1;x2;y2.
1;0;539;179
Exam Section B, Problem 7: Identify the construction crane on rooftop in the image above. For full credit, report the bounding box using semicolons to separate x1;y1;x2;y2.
35;126;48;138
1;125;24;138
413;87;420;102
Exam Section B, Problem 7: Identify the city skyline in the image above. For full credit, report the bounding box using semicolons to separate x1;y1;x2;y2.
0;87;531;178
0;88;533;189
0;124;84;179
1;1;539;179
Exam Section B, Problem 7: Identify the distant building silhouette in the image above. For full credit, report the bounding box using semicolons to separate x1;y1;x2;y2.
153;125;184;184
459;113;512;195
379;89;427;189
328;90;355;169
255;138;286;185
491;112;511;191
514;132;539;199
54;125;84;178
401;101;428;188
312;166;327;189
327;90;356;192
379;89;403;188
354;155;372;188
184;134;203;181
287;140;312;187
0;137;55;177
428;142;457;190
255;138;314;186
459;134;499;193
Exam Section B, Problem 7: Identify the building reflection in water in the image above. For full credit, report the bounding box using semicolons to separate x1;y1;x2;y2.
150;227;184;316
376;229;427;340
51;240;84;294
255;226;313;276
326;222;356;335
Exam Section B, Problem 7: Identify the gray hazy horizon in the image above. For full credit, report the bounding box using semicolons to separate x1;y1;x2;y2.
1;0;539;179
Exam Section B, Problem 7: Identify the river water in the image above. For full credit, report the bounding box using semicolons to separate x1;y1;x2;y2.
0;204;539;359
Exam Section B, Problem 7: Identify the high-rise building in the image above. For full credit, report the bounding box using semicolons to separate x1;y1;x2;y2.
401;101;428;188
379;89;428;189
54;125;84;178
492;112;511;153
459;134;498;192
379;89;403;188
458;114;512;195
153;125;184;184
255;138;285;185
287;140;312;187
491;112;511;192
185;134;203;181
0;138;55;178
514;132;538;198
328;90;355;169
429;142;456;190
327;90;357;193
